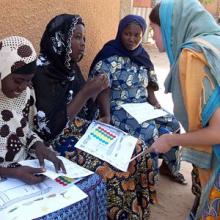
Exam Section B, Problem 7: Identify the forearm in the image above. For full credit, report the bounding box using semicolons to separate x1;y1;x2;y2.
67;87;89;120
97;88;110;117
168;126;220;148
0;167;18;179
147;86;160;107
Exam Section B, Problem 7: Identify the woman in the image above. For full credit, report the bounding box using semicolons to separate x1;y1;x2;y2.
33;14;155;220
0;35;65;184
0;36;107;220
90;14;186;184
149;0;220;219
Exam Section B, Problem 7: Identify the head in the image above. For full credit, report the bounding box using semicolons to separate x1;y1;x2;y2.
0;36;37;98
71;23;85;62
149;3;165;53
39;14;85;71
117;15;146;51
149;0;220;64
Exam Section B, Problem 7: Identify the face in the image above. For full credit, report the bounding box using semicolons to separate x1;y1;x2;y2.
71;24;85;62
1;73;34;98
121;23;143;51
150;22;165;53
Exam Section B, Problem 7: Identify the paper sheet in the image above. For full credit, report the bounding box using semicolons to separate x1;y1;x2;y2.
75;121;137;172
0;178;87;220
121;102;168;124
19;156;93;180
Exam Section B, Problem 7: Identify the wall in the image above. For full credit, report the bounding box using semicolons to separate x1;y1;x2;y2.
0;0;120;77
120;0;133;18
204;0;219;17
133;0;152;8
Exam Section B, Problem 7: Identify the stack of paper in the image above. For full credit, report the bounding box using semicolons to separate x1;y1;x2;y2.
0;156;93;220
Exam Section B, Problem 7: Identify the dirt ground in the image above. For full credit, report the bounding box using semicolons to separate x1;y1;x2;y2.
146;44;195;220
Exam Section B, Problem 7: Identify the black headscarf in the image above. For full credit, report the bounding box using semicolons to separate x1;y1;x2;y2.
90;14;154;72
33;14;97;141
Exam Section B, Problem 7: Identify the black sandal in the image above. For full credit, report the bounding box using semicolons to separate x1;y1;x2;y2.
170;172;187;185
159;161;187;185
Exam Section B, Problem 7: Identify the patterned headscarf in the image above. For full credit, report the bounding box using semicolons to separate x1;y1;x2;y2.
37;14;84;81
0;36;37;89
33;14;97;140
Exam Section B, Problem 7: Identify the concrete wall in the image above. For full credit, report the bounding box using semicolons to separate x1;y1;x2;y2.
204;0;219;17
0;0;120;77
133;0;152;8
120;0;133;18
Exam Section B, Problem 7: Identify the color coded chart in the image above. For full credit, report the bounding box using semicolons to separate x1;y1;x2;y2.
90;126;117;145
55;176;74;186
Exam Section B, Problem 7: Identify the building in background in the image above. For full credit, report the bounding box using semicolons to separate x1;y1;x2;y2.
0;0;120;77
0;0;219;76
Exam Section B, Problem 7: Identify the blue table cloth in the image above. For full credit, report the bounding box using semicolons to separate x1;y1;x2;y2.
35;173;107;220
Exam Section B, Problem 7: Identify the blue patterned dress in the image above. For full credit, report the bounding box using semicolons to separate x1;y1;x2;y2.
91;55;181;176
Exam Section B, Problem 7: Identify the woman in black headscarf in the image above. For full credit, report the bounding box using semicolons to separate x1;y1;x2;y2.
33;14;156;220
33;14;107;142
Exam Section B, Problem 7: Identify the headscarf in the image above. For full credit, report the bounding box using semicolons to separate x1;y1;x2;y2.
159;0;220;217
160;0;220;65
160;0;220;129
37;14;84;80
33;14;96;141
90;14;154;72
0;36;37;89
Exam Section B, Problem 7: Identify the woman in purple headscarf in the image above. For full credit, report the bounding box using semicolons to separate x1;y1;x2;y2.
90;14;186;185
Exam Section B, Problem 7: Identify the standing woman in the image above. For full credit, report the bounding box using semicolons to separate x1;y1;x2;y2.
90;14;186;184
149;0;220;219
33;14;155;220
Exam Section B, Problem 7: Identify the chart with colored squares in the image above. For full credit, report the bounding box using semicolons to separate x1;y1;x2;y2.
55;176;76;187
90;125;117;147
75;121;138;171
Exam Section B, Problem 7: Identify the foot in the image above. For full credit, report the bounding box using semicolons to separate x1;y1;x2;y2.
159;162;187;185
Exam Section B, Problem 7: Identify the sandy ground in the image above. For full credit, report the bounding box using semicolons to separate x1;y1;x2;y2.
146;44;195;220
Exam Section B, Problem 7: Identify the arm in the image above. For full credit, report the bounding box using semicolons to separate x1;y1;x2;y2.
67;74;109;121
96;88;111;124
147;85;161;108
147;69;160;108
0;166;46;185
150;49;220;153
151;108;220;153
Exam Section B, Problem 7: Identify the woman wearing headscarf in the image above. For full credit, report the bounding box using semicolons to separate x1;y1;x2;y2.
0;36;66;184
0;36;108;219
149;0;220;219
90;14;186;185
33;14;155;220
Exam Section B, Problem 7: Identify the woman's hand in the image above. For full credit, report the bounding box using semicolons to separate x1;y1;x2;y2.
13;166;46;184
149;134;173;153
148;94;161;108
34;142;66;173
84;74;109;101
98;115;111;124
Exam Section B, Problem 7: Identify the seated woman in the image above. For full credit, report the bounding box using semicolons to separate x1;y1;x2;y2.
0;35;106;220
90;14;186;184
33;14;156;220
0;36;65;184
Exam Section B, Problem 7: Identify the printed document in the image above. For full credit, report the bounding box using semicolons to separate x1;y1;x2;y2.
75;121;137;172
0;177;87;220
121;102;168;124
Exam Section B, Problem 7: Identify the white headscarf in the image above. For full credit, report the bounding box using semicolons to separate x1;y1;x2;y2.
0;36;37;89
